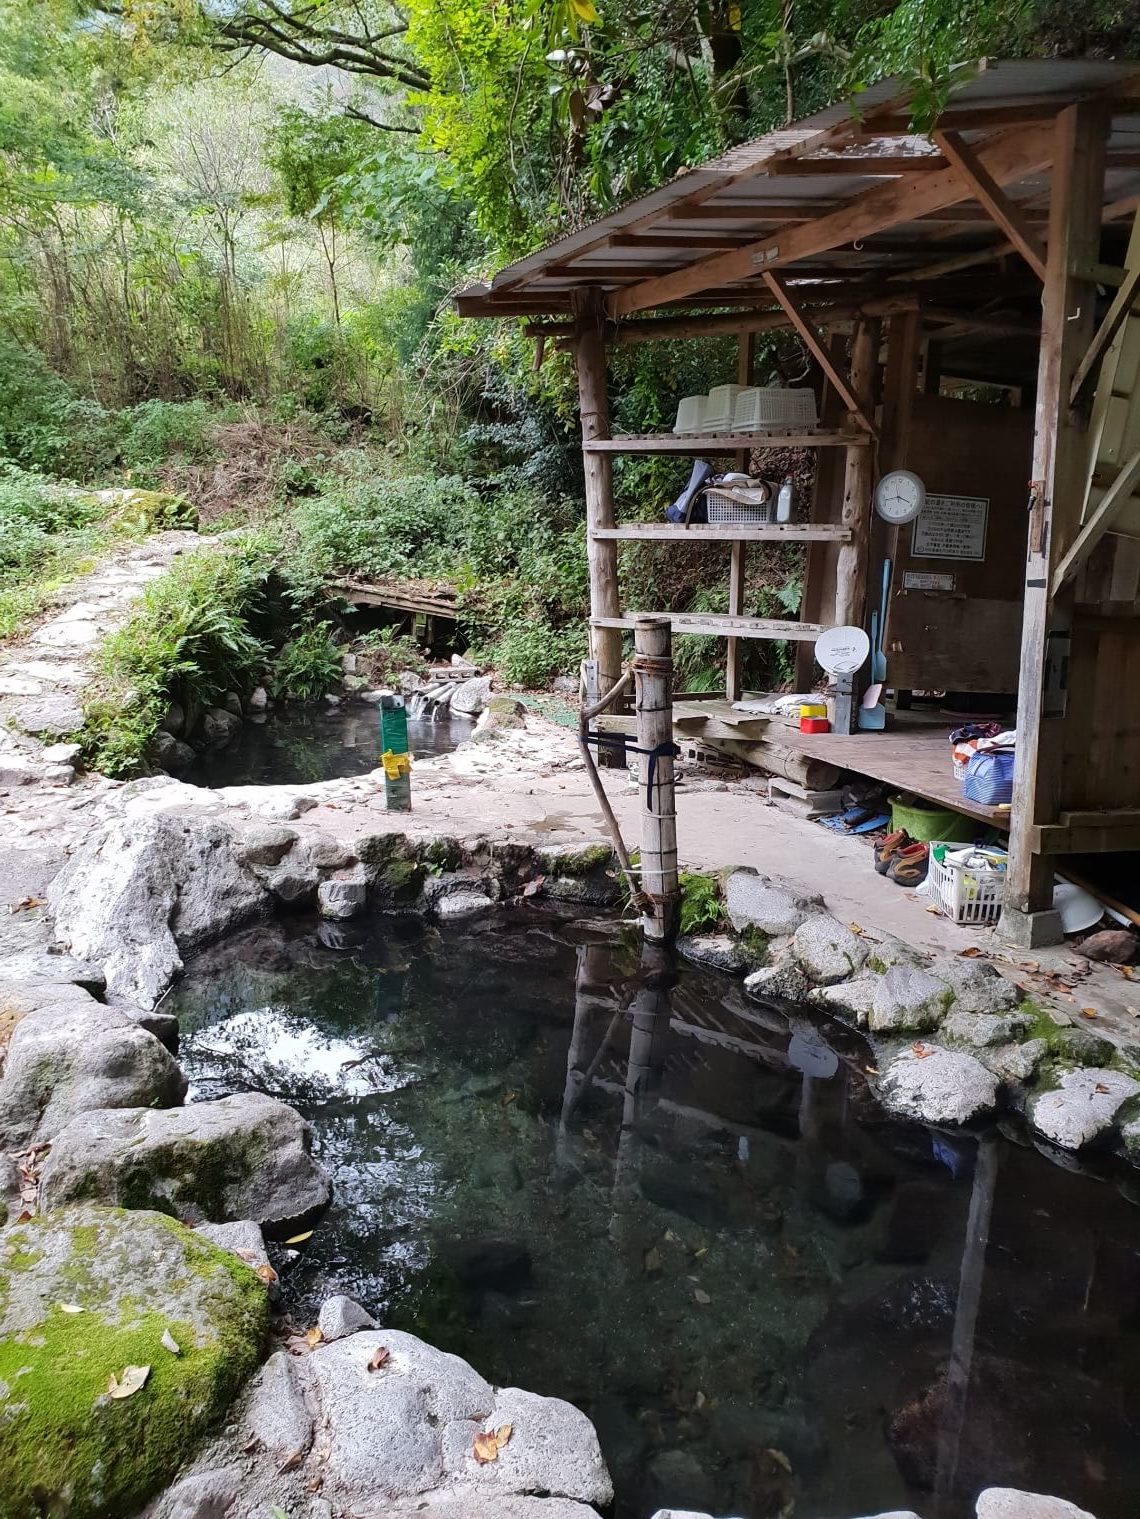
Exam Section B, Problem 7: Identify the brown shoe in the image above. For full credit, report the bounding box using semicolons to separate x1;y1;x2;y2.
887;841;930;887
874;828;911;875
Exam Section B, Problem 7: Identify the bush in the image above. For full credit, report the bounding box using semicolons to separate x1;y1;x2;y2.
270;621;342;700
488;620;586;689
0;339;117;478
116;400;218;472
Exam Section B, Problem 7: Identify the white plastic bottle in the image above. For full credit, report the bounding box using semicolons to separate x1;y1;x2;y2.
776;475;794;523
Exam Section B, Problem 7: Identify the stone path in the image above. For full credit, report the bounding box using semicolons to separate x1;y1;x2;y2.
0;529;205;778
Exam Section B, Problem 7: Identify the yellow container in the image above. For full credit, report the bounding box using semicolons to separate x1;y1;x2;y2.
799;703;827;718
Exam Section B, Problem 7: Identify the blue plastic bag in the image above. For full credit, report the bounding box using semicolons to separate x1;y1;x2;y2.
962;747;1015;806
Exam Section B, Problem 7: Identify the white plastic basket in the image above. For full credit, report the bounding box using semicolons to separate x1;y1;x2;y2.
926;843;1007;926
703;383;743;432
673;395;708;434
705;488;773;524
734;386;818;431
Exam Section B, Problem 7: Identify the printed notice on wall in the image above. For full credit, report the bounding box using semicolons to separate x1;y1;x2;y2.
902;571;956;591
911;494;989;561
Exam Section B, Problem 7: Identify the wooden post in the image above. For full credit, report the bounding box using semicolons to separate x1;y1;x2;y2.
726;332;756;701
634;616;679;942
572;288;622;699
875;309;922;703
1001;104;1108;948
833;318;880;728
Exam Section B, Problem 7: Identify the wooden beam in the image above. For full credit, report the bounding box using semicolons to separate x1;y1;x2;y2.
766;154;947;176
1069;257;1140;404
592;613;824;640
583;430;866;454
833;319;880;647
931;130;1048;281
1003;102;1108;931
761;272;875;433
888;239;1015;284
571;289;622;698
1051;443;1140;592
726;331;756;703
608;231;761;251
590;523;851;541
608;122;1056;318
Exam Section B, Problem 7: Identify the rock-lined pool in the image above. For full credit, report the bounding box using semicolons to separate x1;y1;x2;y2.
172;910;1140;1519
188;701;465;788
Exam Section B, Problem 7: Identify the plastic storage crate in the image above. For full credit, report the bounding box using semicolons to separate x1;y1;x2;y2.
734;386;818;431
926;843;1007;926
702;383;743;432
673;395;708;434
704;488;774;524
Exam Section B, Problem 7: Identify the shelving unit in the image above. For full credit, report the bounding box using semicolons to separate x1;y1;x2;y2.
591;523;850;543
585;429;866;454
592;613;826;639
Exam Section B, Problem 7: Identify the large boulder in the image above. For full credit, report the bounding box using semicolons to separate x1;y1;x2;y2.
144;1323;612;1519
48;813;272;1007
877;1045;1000;1126
0;1205;267;1519
792;915;868;985
867;965;953;1035
39;1093;332;1238
0;993;185;1148
1028;1068;1140;1151
975;1491;1096;1519
725;870;823;936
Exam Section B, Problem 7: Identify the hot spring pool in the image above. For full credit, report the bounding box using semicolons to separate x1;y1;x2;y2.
171;909;1140;1519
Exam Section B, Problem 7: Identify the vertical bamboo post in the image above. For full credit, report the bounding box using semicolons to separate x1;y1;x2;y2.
571;288;622;701
726;331;756;701
833;318;880;636
1002;103;1107;946
634;616;679;942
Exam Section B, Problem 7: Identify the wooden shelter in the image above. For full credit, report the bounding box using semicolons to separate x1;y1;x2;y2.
456;60;1140;947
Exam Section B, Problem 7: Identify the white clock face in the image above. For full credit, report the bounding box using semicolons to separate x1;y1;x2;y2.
874;469;926;524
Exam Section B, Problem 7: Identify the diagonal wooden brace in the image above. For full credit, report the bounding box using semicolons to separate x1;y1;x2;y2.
761;271;876;434
932;129;1048;282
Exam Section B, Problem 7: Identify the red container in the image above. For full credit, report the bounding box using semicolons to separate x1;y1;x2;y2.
799;716;830;734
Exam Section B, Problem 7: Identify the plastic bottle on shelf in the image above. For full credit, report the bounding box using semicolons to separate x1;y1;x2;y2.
776;476;794;523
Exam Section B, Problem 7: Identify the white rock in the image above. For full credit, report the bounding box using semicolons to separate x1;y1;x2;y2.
725;870;823;936
868;965;952;1034
746;962;811;1002
196;1219;270;1274
677;935;750;974
318;1294;379;1341
792;914;868;984
1028;1068;1140;1150
877;1044;999;1126
247;685;269;712
41;742;81;765
318;877;368;920
976;1489;1097;1519
810;976;880;1026
436;891;496;919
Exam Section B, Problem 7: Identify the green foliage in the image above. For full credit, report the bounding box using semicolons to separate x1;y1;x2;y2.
679;871;725;936
0;340;116;476
356;625;429;683
117;400;218;472
270;621;342;700
488;620;587;689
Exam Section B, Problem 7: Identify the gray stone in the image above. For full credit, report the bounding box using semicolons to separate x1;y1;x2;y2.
942;1009;1036;1049
196;1219;270;1275
542;874;621;908
436;891;497;920
976;1490;1096;1519
810;975;880;1026
978;1038;1048;1084
725;870;823;936
868;965;953;1035
48;812;271;1008
41;742;81;765
644;1450;716;1515
202;706;242;745
265;862;320;906
43;762;76;785
0;948;104;991
877;1045;999;1126
0;995;185;1147
318;1294;378;1341
863;937;924;972
1028;1068;1140;1150
0;756;40;786
746;962;811;1003
677;935;750;974
244;1350;314;1459
449;675;493;716
306;835;357;870
0;1205;267;1519
110;1000;180;1051
383;1501;601;1519
39;1093;333;1236
235;823;297;867
931;955;1022;1014
792;914;868;985
151;729;196;774
160;700;186;736
318;876;368;920
997;905;1066;950
150;1470;240;1519
224;691;244;717
247;685;269;712
11;693;84;736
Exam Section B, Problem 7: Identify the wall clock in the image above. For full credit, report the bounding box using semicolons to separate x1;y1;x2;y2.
874;469;927;525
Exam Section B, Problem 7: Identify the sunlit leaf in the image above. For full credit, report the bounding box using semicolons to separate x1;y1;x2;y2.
108;1364;150;1400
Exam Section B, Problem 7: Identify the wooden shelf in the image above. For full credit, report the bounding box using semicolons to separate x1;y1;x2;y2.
584;430;868;454
592;613;825;640
591;523;851;543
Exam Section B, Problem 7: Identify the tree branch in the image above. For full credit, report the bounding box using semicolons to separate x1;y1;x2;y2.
345;105;417;133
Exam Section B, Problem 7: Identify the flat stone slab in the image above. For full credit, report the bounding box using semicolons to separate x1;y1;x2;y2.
877;1044;999;1126
725;870;823;936
1028;1068;1140;1150
976;1489;1097;1519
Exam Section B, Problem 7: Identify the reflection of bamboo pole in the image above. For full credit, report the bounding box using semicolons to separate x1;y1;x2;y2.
612;943;674;1214
934;1134;1000;1516
558;945;615;1158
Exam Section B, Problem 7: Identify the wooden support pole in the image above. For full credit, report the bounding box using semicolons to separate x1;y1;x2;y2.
1001;103;1108;945
572;288;623;702
726;332;756;702
633;617;679;943
833;319;880;685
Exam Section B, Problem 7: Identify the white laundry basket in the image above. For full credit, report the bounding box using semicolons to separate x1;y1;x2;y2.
734;386;818;431
926;844;1007;926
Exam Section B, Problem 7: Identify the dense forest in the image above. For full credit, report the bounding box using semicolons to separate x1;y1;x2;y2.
1;0;1137;769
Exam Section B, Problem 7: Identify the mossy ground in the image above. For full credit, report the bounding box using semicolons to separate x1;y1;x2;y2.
0;1211;267;1519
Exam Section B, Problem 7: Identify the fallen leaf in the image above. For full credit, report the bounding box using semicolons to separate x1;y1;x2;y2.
522;878;544;898
500;1091;517;1106
663;1229;678;1243
256;1263;279;1285
1095;1083;1111;1094
766;1447;794;1474
58;1303;84;1315
161;1329;181;1356
235;1248;261;1264
304;1476;324;1494
108;1364;151;1400
278;1451;304;1473
305;1326;323;1349
9;896;45;913
242;1436;261;1455
864;1065;879;1075
643;1246;662;1275
1081;1007;1099;1019
693;1288;711;1306
367;1346;391;1371
847;922;864;935
284;1230;313;1245
911;1042;935;1060
15;1210;32;1225
957;946;983;958
694;1390;706;1410
473;1423;514;1464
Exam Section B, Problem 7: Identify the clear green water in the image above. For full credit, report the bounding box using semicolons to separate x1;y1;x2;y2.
172;909;1140;1519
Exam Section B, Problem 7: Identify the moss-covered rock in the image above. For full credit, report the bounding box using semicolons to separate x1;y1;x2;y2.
538;842;615;878
0;1205;267;1518
1021;1001;1115;1067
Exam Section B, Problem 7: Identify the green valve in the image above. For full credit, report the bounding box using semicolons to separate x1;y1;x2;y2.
380;694;411;812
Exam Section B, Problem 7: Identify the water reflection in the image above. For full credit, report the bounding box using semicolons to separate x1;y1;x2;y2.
172;911;1140;1519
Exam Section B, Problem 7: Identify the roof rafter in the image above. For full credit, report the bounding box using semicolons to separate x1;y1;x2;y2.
933;129;1049;280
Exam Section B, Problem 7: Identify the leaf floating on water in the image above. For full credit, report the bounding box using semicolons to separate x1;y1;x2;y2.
473;1424;513;1464
284;1230;314;1246
255;1263;278;1285
108;1365;150;1400
500;1091;518;1106
161;1329;181;1356
305;1326;323;1349
692;1245;708;1259
692;1288;711;1306
58;1303;84;1315
694;1389;706;1410
367;1346;391;1372
766;1447;793;1474
643;1246;662;1275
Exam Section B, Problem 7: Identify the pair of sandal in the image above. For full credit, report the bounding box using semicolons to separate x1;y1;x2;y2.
874;829;929;886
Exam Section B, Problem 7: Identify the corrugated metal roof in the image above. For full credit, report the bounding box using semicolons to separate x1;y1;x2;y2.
456;58;1140;321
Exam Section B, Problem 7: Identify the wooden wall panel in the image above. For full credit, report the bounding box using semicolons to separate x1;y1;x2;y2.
1061;615;1140;812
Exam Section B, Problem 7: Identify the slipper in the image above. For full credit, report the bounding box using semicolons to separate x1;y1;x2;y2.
874;828;910;874
887;842;930;887
849;812;891;835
